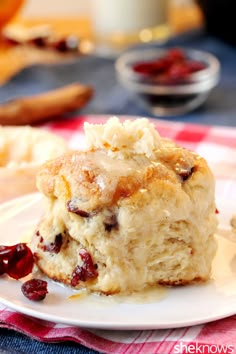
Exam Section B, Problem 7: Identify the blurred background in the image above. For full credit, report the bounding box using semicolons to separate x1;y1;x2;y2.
16;0;202;26
13;0;203;33
22;0;89;16
0;0;204;84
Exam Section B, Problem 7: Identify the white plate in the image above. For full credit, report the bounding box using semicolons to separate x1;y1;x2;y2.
0;193;236;330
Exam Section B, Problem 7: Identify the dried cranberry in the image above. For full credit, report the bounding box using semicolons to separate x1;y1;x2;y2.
0;259;7;275
71;266;88;284
215;208;219;214
166;48;185;62
71;248;98;287
166;62;191;82
0;245;15;259
51;35;79;52
0;243;34;280
178;167;194;181
43;234;63;254
21;279;48;301
166;60;206;83
79;249;97;272
30;36;48;48
7;244;34;279
67;200;90;217
151;58;172;74
132;47;206;84
133;58;170;76
132;62;156;75
186;60;206;73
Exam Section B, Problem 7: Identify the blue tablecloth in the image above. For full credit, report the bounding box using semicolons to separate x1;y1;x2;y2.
0;29;236;354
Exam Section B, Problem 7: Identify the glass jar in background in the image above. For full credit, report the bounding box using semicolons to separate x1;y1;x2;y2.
0;0;25;32
90;0;170;55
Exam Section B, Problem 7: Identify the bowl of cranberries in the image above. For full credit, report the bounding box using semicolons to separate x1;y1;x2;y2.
115;47;220;116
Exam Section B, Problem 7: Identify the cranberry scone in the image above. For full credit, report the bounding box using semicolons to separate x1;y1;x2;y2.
31;117;218;294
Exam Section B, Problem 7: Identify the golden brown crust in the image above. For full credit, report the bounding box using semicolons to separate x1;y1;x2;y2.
37;140;209;212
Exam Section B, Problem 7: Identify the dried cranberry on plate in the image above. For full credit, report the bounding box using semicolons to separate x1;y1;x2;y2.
0;243;34;279
21;279;48;301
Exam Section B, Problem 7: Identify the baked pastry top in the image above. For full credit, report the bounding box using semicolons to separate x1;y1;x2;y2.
32;117;218;294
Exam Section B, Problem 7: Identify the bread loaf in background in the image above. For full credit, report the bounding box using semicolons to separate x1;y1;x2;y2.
0;126;68;202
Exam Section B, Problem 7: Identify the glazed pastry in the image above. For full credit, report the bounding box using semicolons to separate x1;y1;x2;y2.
31;117;218;294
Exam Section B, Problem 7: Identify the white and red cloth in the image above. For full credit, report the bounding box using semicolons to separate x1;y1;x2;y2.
1;115;236;354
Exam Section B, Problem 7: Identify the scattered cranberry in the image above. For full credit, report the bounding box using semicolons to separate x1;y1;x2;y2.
67;200;90;217
51;35;79;52
42;234;63;254
71;248;98;287
132;47;207;84
0;244;48;301
30;36;48;48
21;279;48;301
3;31;80;54
0;243;34;280
215;208;219;214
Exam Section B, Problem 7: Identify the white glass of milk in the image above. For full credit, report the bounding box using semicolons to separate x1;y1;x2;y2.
90;0;169;54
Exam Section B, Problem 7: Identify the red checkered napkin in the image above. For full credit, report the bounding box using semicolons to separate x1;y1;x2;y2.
1;115;236;354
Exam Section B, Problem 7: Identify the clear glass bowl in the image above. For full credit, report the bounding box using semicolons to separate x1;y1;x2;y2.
115;47;220;116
